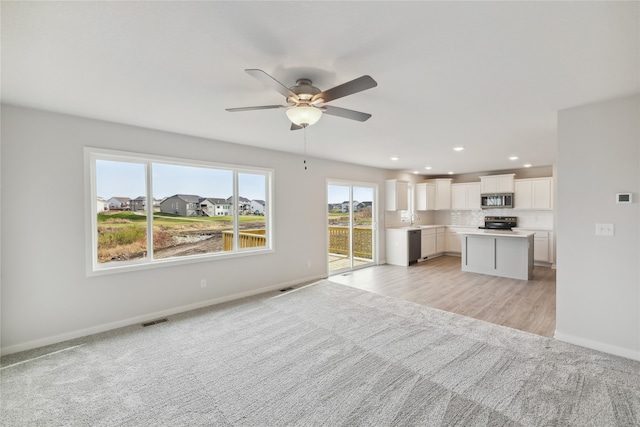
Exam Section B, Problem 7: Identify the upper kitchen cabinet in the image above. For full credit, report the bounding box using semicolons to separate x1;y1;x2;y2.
514;177;553;210
432;178;452;210
385;179;409;211
415;182;436;211
480;173;515;194
451;182;481;210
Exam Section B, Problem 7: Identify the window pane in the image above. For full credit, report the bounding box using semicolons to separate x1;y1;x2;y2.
96;160;147;264
90;148;273;274
238;172;267;249
328;184;351;271
152;163;233;259
353;186;374;263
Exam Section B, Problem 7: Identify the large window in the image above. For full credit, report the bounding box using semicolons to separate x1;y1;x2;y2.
86;148;273;275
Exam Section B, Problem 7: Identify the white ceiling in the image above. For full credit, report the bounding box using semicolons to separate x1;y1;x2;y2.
2;1;638;175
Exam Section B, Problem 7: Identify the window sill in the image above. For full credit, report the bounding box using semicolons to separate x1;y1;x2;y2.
87;247;275;277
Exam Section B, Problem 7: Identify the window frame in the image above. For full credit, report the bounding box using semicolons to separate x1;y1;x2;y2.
85;147;274;276
399;182;414;223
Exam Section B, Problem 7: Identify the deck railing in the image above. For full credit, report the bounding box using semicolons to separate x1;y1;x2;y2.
222;229;266;251
222;226;372;259
328;226;372;259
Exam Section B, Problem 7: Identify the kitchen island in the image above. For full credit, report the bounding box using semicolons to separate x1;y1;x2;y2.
458;230;534;280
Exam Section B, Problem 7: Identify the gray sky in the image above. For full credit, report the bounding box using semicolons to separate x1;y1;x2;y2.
96;160;266;200
327;185;374;204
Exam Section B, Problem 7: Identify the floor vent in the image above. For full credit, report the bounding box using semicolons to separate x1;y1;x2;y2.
142;318;168;327
279;287;294;292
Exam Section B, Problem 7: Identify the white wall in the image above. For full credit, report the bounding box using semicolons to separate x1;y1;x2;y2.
556;94;640;360
0;105;389;354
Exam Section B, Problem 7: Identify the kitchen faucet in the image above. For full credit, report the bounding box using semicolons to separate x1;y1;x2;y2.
410;213;420;225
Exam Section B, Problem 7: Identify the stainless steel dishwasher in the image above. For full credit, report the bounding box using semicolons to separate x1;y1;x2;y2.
408;229;421;265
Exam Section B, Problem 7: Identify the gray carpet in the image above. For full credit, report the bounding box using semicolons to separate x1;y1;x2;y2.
1;280;639;426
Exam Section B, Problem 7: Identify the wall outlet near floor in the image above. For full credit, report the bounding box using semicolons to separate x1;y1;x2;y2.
200;279;207;288
595;223;614;236
307;260;311;268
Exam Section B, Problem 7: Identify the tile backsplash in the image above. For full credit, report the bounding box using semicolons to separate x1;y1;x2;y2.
385;209;553;230
434;209;554;229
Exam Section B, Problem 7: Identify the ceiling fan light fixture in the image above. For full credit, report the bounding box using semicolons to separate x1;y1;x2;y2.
286;106;322;127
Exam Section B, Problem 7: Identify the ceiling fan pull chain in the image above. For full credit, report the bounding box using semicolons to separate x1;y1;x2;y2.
303;125;308;171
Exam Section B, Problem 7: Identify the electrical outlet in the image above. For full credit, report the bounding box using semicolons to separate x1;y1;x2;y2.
595;223;614;236
307;260;311;268
200;279;207;288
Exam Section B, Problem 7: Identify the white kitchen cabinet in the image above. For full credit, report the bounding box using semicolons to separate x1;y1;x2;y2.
419;226;446;261
513;228;554;264
451;184;466;210
514;178;553;210
385;179;409;211
421;228;437;258
514;180;532;209
534;235;549;262
433;179;452;210
415;182;436;211
532;231;554;264
436;227;446;253
451;183;481;210
446;229;463;253
480;174;515;194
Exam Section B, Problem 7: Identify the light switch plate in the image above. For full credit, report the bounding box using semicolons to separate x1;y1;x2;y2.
595;223;614;236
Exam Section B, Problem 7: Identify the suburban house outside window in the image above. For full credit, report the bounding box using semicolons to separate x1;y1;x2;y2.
86;148;273;275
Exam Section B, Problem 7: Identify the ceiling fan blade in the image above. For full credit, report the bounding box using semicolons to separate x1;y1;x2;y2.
322;105;372;122
226;105;285;112
245;69;299;100
290;123;304;131
312;75;377;103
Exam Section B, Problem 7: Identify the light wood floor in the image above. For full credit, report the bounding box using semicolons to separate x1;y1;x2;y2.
328;255;556;338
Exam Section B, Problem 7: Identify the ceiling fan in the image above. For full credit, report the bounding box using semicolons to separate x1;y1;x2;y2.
226;69;377;130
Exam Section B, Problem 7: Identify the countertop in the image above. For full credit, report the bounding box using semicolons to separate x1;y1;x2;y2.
512;227;553;232
457;229;535;238
387;224;478;231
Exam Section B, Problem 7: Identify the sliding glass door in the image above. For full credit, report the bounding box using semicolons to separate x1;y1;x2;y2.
327;181;376;274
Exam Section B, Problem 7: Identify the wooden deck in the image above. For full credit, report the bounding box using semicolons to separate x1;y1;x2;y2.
328;254;373;272
329;255;556;338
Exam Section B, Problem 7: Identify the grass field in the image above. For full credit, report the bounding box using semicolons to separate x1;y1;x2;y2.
97;212;265;263
327;210;372;225
98;212;265;226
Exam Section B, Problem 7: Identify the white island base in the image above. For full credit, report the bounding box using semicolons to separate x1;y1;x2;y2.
459;230;534;280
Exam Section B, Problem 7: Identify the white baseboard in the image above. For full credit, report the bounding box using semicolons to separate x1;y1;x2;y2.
1;275;325;356
444;252;461;257
554;331;640;361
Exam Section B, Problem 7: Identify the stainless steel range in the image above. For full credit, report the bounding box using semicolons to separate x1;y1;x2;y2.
480;216;517;231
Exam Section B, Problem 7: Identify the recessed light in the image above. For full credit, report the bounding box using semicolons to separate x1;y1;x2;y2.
413;171;419;174
424;166;432;170
448;171;454;175
523;163;532;168
453;147;464;152
390;156;399;161
509;156;519;161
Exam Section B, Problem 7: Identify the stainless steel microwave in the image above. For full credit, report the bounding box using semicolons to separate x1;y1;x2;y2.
480;193;513;209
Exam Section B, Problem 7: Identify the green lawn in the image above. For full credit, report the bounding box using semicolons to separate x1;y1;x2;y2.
98;212;264;227
327;211;372;224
